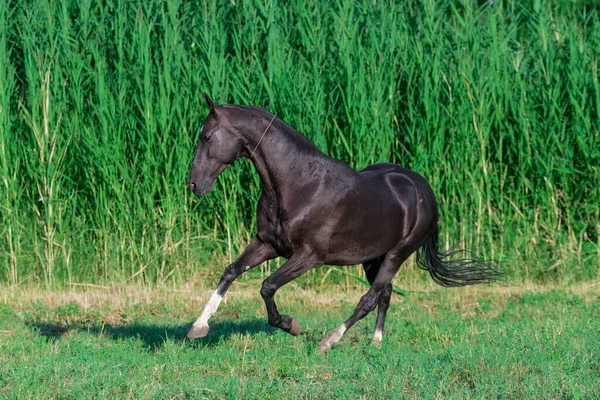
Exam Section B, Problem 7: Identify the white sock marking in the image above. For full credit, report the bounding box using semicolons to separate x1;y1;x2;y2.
373;328;383;342
319;324;348;353
333;324;347;339
193;291;222;327
326;324;347;345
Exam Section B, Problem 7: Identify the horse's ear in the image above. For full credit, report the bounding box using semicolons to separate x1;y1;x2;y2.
203;92;218;114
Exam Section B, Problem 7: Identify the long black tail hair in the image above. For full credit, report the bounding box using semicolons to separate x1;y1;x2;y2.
416;227;504;287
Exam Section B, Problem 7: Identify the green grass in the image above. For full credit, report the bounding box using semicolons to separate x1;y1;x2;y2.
1;283;599;398
0;0;599;286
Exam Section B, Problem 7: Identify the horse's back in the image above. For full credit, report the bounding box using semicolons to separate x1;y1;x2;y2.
360;163;435;199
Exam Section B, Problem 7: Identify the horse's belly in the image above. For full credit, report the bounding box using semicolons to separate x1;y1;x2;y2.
324;207;405;265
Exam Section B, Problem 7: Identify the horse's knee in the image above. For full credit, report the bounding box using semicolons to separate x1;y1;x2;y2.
260;279;276;300
221;265;237;283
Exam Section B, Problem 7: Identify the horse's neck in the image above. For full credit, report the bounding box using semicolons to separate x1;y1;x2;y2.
247;123;327;201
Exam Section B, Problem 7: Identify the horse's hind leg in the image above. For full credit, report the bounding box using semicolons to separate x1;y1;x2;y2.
319;248;413;354
373;283;392;347
363;257;392;347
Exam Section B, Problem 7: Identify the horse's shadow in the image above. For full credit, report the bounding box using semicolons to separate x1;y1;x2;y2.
28;319;275;351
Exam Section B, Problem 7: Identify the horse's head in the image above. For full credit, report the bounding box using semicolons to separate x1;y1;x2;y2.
188;94;245;196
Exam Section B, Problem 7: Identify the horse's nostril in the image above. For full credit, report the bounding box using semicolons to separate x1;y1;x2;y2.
189;182;196;191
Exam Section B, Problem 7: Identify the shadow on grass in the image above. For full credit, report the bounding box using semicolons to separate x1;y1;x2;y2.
27;319;275;351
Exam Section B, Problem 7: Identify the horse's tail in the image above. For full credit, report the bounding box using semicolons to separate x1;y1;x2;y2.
416;226;504;287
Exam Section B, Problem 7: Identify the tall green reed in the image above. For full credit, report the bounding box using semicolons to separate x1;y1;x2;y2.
0;0;598;286
0;1;19;285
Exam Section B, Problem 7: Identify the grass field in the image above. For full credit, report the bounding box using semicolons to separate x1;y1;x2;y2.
1;282;599;398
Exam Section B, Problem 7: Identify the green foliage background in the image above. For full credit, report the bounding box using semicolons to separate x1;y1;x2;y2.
0;0;598;285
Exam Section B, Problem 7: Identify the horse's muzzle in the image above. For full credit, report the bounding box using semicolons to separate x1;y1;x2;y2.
188;181;213;196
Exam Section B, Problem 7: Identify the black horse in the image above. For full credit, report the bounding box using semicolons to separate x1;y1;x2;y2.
187;94;502;353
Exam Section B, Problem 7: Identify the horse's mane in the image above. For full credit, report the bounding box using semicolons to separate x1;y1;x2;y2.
222;104;325;156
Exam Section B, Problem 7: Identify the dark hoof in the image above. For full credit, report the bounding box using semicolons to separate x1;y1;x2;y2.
187;324;210;339
283;316;302;336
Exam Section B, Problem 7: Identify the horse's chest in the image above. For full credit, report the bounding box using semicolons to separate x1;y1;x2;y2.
256;203;294;257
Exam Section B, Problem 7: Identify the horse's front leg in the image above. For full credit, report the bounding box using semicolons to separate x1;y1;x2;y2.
187;237;276;338
260;246;323;336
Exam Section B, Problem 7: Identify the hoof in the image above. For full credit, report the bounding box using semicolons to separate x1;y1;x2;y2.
317;325;347;355
318;340;331;355
187;324;210;339
283;316;302;336
371;338;382;348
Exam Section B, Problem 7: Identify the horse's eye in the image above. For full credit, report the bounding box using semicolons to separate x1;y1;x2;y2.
201;135;210;143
